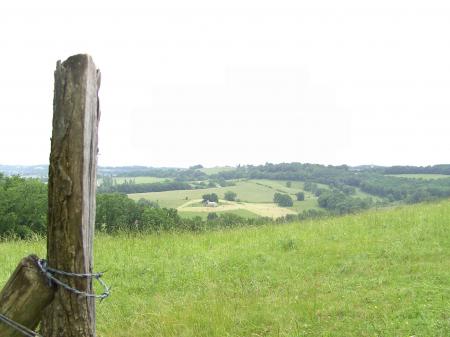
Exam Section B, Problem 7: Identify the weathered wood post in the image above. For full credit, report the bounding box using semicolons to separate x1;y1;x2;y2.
41;54;101;336
0;255;55;337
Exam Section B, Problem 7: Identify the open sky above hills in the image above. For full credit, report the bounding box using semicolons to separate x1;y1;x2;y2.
1;0;449;167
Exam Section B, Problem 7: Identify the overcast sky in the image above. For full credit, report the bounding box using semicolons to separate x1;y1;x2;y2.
1;0;449;168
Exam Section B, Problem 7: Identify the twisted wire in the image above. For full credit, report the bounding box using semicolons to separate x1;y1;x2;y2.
0;259;110;337
37;259;111;300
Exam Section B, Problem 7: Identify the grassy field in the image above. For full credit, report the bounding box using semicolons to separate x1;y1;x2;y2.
251;179;303;194
387;174;450;180
128;179;317;218
178;208;260;220
128;180;295;208
1;200;449;336
255;179;381;203
178;200;297;218
289;198;320;212
246;179;322;213
251;179;316;196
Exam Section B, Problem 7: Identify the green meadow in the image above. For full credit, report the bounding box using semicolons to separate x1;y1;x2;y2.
178;208;260;220
128;180;281;207
127;179;320;218
1;200;449;336
128;180;311;207
289;198;320;213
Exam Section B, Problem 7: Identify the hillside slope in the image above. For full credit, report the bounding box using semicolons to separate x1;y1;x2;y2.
1;200;449;336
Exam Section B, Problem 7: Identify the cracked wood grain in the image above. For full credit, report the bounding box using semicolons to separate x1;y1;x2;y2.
41;54;100;337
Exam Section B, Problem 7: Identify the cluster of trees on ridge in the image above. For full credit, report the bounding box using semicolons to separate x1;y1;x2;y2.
103;167;209;181
211;163;450;204
317;191;372;214
98;179;193;194
383;165;450;175
98;175;234;194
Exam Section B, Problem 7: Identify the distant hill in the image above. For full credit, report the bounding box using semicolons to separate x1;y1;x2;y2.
2;163;450;178
0;164;48;177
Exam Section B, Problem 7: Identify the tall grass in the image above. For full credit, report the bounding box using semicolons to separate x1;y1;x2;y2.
1;200;449;336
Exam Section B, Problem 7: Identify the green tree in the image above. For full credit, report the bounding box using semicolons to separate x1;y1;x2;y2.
296;192;305;201
137;198;159;208
0;175;47;238
273;193;293;207
202;193;218;203
286;181;292;188
96;193;138;232
224;191;237;201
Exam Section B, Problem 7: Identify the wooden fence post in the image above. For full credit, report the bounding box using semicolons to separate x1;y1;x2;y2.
40;54;100;337
0;255;55;337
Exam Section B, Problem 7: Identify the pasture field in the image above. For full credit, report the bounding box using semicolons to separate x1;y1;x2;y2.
178;208;260;220
289;198;320;212
251;179;322;212
254;179;381;203
1;200;449;336
387;173;450;180
251;179;313;197
177;199;297;218
128;180;294;208
128;179;318;218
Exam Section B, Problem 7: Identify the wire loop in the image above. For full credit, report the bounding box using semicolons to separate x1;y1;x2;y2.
36;259;111;300
0;259;110;337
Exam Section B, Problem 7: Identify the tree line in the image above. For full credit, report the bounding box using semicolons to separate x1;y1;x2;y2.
383;165;450;175
212;163;450;205
98;176;235;194
4;162;450;239
104;167;208;181
98;180;193;194
0;175;328;239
